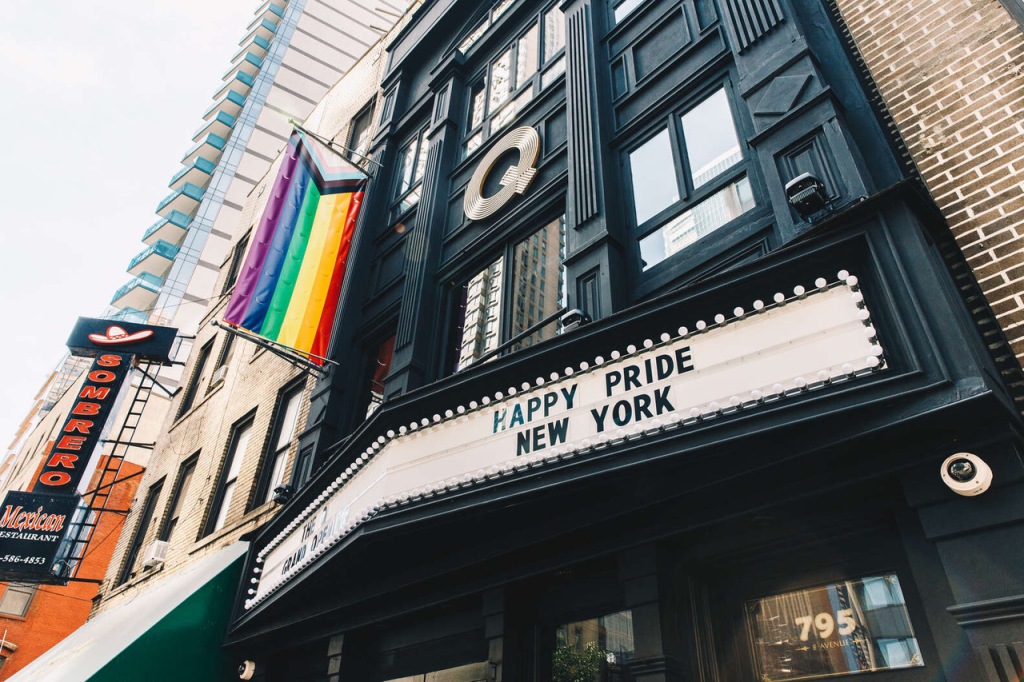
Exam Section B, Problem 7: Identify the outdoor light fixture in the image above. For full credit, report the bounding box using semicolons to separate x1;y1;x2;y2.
784;172;830;220
560;308;592;332
272;484;295;505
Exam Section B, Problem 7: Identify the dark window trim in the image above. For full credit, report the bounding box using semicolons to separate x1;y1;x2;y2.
347;101;377;160
116;478;164;586
203;411;257;538
998;0;1024;28
222;231;251;295
176;340;214;418
251;380;305;509
462;1;566;154
621;74;760;279
444;212;566;375
158;453;199;543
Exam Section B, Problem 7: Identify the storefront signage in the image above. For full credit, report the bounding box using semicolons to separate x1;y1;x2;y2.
463;126;540;220
0;492;82;582
247;274;886;608
746;573;924;681
0;317;178;583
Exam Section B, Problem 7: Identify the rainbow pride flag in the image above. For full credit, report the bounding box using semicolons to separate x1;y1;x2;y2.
223;130;367;364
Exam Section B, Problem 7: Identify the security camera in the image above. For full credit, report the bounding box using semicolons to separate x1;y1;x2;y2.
784;172;829;219
238;660;256;680
940;452;993;496
560;308;592;332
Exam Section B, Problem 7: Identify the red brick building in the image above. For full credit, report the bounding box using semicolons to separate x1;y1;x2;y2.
0;456;142;679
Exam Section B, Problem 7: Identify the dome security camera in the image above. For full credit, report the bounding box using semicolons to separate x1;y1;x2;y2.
940;453;993;496
238;660;256;680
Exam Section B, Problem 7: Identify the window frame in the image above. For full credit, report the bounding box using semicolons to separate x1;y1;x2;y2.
462;2;566;157
622;77;757;278
390;125;430;223
0;583;37;618
251;381;305;509
222;231;251;295
158;454;198;543
204;411;255;537
176;339;214;418
347;102;376;162
445;214;567;375
116;478;164;586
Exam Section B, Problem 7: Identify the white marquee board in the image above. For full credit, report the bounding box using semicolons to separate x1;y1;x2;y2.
247;278;883;607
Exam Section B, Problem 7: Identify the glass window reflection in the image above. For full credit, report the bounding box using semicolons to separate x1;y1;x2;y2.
554;610;637;682
629;129;679;224
681;89;742;188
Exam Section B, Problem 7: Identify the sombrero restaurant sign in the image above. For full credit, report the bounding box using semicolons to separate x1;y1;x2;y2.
247;272;886;608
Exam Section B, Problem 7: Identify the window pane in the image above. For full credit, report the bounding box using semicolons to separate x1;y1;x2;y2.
227;422;251;481
555;610;637;681
541;55;566;88
629;129;679;224
614;0;645;22
469;80;486;129
681;89;742;188
544;7;565;61
491;85;534;135
0;584;36;617
266;452;288;501
452;258;504;372
492;0;515;21
274;391;302;451
516;25;539;87
490;49;513;112
511;217;565;351
213;481;235;532
348;108;373;160
639;176;755;270
459;20;488;53
397;139;418;196
413;133;429;184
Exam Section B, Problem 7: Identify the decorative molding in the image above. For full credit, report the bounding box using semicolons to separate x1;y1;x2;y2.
948;594;1024;627
724;0;784;52
565;4;599;225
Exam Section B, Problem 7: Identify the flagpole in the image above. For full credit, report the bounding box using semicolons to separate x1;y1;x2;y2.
288;120;381;176
212;321;336;376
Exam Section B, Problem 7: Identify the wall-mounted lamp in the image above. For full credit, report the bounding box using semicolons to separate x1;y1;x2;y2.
272;484;295;505
785;172;830;220
560;308;592;332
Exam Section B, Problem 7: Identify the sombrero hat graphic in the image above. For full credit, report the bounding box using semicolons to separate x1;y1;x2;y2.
88;326;154;345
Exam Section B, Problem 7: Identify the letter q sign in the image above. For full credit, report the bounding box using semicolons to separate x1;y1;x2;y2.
463;126;540;221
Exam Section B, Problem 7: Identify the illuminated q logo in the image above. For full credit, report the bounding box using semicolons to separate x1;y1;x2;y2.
463;126;540;221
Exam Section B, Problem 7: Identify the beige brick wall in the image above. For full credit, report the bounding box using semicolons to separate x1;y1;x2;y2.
834;0;1024;362
94;7;416;616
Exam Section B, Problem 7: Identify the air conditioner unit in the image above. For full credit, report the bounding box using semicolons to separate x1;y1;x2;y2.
142;540;168;568
210;365;229;386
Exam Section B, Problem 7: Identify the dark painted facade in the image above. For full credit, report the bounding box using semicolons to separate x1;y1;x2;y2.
226;1;1024;680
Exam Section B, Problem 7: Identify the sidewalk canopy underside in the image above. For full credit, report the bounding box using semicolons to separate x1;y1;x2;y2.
11;542;247;682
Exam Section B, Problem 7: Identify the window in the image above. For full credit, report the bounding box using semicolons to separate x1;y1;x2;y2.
206;414;253;536
292;444;316;490
222;232;250;295
348;103;375;161
392;127;429;219
177;340;214;417
0;583;37;617
626;86;755;273
457;0;518;54
448;216;566;373
215;333;236;375
159;455;198;543
365;334;396;418
253;384;303;508
554;610;637;681
116;479;164;586
463;3;566;156
612;0;647;23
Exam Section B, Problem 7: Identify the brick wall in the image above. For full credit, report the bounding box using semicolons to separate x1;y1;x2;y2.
833;0;1024;366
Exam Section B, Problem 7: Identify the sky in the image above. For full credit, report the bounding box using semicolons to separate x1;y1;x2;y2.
0;0;256;450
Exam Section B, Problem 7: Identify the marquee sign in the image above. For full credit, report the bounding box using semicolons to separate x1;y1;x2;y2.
0;317;177;583
246;273;884;609
463;126;540;221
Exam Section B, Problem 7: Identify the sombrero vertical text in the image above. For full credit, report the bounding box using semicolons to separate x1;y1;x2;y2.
223;129;368;365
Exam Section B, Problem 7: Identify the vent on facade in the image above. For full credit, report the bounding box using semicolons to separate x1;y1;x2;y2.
211;365;230;387
142;540;168;568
